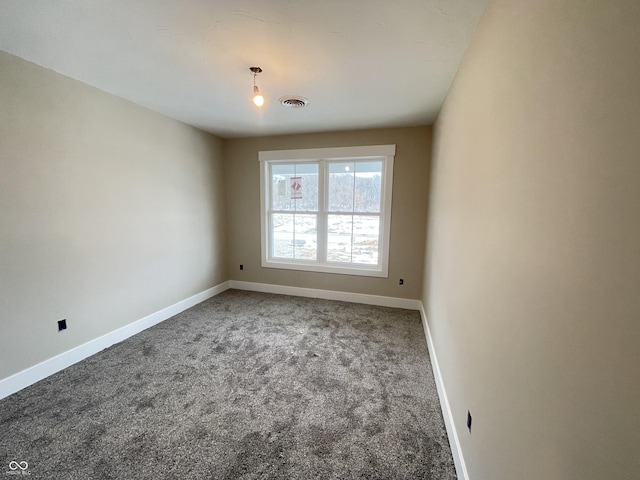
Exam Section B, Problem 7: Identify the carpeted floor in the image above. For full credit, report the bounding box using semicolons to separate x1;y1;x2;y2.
0;290;456;479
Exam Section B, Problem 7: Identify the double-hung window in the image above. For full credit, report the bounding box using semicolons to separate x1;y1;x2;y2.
259;145;395;277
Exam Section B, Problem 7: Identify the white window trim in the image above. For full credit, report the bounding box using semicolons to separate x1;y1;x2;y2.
259;144;395;278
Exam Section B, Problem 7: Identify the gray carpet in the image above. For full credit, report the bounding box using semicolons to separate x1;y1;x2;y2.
0;289;456;479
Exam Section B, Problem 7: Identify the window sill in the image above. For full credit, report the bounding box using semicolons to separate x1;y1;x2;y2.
262;259;388;278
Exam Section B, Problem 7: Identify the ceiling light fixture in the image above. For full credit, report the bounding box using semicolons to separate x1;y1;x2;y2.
250;67;264;107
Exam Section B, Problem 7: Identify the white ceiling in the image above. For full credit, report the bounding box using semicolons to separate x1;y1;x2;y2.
0;0;489;138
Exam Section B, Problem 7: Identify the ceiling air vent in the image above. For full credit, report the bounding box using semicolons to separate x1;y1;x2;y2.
279;96;309;108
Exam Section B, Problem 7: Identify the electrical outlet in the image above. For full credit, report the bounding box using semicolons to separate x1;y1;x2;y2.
467;411;472;432
58;319;67;332
399;278;404;285
240;264;244;270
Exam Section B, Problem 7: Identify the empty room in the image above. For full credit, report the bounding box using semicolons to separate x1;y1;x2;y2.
1;1;639;479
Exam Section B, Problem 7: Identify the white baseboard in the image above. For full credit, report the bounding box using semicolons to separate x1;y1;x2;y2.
419;303;469;480
228;280;421;310
0;281;231;400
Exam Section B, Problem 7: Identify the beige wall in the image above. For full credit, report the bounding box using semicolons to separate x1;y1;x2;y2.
423;1;640;479
0;51;227;380
225;127;431;299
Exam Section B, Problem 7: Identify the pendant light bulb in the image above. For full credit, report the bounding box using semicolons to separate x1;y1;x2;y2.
253;85;264;107
250;66;264;107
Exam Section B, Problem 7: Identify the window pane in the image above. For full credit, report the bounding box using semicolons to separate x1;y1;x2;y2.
327;214;353;263
354;161;382;213
328;162;354;212
352;215;380;264
327;215;380;265
272;163;318;212
271;213;317;260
